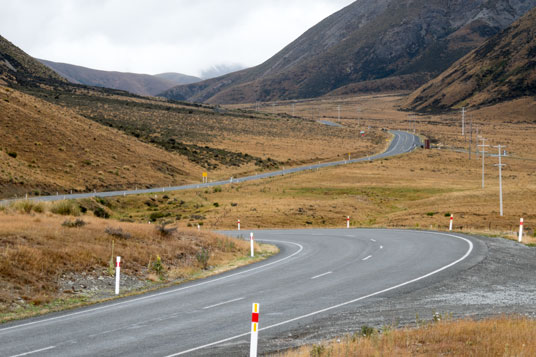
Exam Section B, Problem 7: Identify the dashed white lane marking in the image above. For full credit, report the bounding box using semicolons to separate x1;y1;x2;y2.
370;239;376;242
311;272;333;280
380;246;383;249
9;346;56;357
164;233;474;357
203;297;245;310
362;255;372;261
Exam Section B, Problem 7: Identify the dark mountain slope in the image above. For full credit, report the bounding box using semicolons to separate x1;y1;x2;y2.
161;0;536;104
406;6;536;111
38;59;201;96
0;35;66;86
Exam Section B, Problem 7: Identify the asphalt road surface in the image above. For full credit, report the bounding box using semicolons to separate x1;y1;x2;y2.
0;229;485;357
0;130;420;205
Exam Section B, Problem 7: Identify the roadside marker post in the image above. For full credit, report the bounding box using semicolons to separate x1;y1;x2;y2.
197;224;200;231
250;232;254;257
346;216;350;229
250;303;259;357
519;218;524;243
449;214;453;231
238;219;241;231
115;256;121;295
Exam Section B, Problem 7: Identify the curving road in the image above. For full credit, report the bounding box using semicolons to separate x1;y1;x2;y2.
0;229;485;357
0;131;420;204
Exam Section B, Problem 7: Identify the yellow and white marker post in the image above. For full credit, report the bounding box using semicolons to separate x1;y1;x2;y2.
202;172;208;183
449;214;453;231
519;218;524;243
115;256;121;295
250;303;259;357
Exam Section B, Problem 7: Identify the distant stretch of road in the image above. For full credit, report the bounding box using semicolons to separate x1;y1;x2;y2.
0;130;420;205
0;229;484;356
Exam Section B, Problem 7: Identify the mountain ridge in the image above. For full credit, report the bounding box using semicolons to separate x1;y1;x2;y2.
38;59;201;96
160;0;536;104
405;6;536;111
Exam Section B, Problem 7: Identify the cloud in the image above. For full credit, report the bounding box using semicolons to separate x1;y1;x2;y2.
0;0;355;76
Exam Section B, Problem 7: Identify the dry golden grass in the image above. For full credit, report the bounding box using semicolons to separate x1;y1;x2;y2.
105;94;536;246
278;316;536;357
0;86;201;199
0;210;271;317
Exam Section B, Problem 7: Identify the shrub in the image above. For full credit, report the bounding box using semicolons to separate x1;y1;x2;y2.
93;206;110;219
7;151;17;158
149;211;165;221
361;325;377;337
213;186;222;193
156;222;177;236
426;212;437;217
51;200;80;216
213;202;219;207
445;212;451;217
62;218;86;228
196;248;210;270
12;200;44;214
104;227;131;240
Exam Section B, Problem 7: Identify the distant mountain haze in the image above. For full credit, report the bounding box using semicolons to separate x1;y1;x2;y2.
159;0;536;104
37;59;201;96
406;6;536;111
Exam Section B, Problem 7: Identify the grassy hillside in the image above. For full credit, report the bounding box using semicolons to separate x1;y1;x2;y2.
0;86;201;198
406;7;536;111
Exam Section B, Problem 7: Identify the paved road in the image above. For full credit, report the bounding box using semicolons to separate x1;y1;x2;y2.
0;131;420;204
0;229;485;357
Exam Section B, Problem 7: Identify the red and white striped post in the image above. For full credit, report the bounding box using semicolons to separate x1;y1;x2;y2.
250;232;254;257
346;216;350;229
449;214;453;231
250;303;259;357
519;218;524;243
238;219;241;231
115;256;121;295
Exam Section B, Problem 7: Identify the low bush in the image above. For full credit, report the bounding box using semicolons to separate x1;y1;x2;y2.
62;218;86;228
11;200;44;214
104;227;131;240
50;200;80;216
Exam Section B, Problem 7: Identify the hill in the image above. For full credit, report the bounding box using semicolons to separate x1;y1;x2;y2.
160;0;536;104
0;85;200;198
405;6;536;111
38;59;201;96
0;35;66;86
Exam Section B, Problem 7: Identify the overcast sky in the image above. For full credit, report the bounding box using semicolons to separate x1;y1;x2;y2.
0;0;354;78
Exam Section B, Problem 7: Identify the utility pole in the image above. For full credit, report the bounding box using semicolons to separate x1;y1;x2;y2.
478;137;489;188
462;107;465;136
493;144;506;216
469;116;473;160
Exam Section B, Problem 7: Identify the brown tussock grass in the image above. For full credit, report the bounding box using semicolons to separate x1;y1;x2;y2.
0;211;266;314
279;316;536;357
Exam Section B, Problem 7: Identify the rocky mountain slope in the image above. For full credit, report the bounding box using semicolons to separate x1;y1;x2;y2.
160;0;536;104
38;59;200;96
405;6;536;111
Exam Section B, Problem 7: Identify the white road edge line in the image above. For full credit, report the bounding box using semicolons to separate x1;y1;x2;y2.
164;232;473;357
8;346;56;357
203;297;245;310
362;255;372;261
0;239;303;334
311;272;332;280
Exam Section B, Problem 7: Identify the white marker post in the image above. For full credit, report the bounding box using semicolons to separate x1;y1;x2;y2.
250;232;254;257
519;218;524;243
250;303;259;357
346;216;350;229
449;214;453;231
115;256;121;295
238;219;241;231
197;224;200;231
